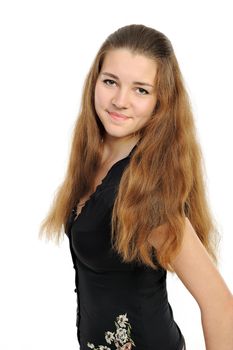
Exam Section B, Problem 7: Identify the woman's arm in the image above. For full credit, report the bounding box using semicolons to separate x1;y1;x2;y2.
148;217;233;350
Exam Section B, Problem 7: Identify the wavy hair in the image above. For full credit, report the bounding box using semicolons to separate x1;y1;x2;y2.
39;24;220;271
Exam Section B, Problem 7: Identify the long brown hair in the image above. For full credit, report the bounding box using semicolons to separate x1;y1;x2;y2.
39;24;220;271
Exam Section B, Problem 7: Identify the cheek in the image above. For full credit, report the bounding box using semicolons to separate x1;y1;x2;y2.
94;85;101;106
95;81;114;104
135;100;154;116
133;102;155;126
95;87;107;109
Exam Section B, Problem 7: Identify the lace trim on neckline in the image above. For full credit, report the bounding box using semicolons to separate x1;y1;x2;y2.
72;143;138;222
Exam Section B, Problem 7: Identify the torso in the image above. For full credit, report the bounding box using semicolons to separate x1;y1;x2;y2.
75;163;115;220
75;143;139;220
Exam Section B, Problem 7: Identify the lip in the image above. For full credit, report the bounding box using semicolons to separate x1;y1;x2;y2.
108;111;129;120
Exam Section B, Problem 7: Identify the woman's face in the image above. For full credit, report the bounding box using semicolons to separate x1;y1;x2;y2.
94;48;157;141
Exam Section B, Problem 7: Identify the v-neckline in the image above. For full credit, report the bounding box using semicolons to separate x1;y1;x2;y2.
72;143;138;223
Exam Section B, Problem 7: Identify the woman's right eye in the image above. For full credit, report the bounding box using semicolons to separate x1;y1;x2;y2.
103;79;116;86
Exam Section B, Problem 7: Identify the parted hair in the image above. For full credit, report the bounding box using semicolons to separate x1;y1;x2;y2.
39;24;220;271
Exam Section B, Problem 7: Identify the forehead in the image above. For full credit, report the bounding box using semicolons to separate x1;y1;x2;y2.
101;48;157;81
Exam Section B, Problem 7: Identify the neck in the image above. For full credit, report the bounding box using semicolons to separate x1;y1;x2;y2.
101;135;139;164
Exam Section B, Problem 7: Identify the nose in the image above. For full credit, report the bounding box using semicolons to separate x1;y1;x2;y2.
112;88;130;109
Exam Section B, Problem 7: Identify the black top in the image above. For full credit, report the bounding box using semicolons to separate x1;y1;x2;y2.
65;144;185;350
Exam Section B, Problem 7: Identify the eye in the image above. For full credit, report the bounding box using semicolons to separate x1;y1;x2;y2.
137;87;149;95
102;79;149;95
103;79;116;86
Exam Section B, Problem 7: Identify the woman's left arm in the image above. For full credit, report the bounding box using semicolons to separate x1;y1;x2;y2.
170;218;233;350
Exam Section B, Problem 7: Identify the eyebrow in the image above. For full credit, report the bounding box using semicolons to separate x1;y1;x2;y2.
101;72;154;88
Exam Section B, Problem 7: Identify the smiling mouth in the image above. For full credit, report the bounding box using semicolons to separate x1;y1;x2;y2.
108;111;130;121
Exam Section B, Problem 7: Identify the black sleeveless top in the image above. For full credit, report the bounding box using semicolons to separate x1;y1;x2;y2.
65;144;185;350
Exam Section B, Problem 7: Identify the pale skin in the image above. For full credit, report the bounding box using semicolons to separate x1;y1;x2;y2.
77;48;233;348
148;219;233;350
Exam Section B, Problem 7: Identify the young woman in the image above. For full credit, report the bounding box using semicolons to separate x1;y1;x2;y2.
39;24;233;350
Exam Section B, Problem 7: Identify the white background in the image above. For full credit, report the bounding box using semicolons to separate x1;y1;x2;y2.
0;0;232;349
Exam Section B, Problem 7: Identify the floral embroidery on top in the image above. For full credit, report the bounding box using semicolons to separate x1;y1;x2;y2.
87;313;136;350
